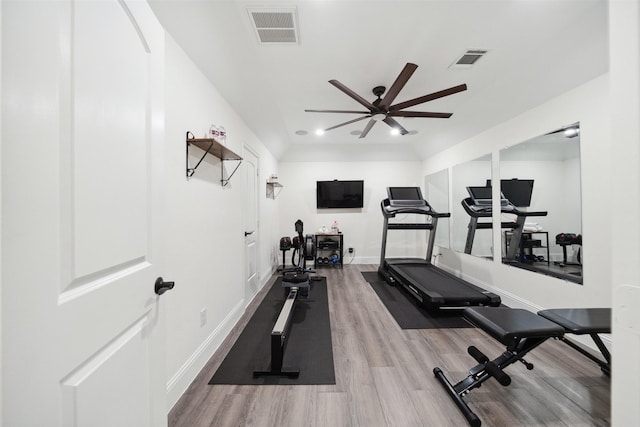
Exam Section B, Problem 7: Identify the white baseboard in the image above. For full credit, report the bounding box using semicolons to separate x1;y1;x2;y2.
166;298;245;411
166;271;276;412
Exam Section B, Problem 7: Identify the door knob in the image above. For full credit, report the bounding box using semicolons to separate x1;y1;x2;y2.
155;277;175;295
244;230;255;236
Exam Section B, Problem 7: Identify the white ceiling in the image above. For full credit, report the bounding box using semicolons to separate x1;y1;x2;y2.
149;0;608;161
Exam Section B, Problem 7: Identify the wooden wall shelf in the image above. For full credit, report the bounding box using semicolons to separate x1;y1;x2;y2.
266;180;283;199
186;131;242;186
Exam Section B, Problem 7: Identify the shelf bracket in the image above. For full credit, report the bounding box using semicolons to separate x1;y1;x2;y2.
221;160;242;187
186;131;216;178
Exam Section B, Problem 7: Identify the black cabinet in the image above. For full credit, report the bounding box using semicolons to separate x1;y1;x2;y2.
314;233;343;268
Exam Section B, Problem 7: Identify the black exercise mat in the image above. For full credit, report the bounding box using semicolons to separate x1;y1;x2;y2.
361;271;472;329
209;277;335;385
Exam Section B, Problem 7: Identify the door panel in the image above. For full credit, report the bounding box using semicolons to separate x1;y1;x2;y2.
243;147;259;302
61;317;150;427
71;0;149;281
2;1;167;426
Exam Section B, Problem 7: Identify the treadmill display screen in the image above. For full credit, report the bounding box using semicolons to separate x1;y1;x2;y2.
467;186;510;207
388;187;423;201
467;186;493;204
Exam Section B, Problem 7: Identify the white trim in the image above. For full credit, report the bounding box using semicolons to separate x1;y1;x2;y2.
166;299;245;411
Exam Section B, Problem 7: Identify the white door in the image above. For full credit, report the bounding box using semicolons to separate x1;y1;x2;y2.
243;146;260;303
2;1;167;426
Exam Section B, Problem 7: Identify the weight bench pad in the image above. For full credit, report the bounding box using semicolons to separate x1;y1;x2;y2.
464;307;564;347
538;308;611;335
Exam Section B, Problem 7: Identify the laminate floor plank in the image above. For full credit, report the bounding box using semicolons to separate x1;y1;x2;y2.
169;265;610;427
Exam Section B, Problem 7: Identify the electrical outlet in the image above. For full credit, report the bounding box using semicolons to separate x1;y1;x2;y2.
348;247;354;253
200;308;207;327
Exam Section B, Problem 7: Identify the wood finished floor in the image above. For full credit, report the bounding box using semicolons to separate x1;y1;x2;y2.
169;264;610;427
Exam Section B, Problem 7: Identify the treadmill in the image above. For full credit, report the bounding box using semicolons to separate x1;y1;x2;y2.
462;185;548;260
377;187;501;311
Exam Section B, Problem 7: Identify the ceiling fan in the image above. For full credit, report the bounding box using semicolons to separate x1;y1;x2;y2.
305;63;467;138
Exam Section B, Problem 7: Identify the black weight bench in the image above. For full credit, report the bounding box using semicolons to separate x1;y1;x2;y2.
434;306;611;427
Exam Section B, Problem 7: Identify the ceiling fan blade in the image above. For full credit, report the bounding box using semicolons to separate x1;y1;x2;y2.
324;115;370;131
389;84;468;112
382;117;409;135
378;63;418;110
388;111;453;118
359;119;376;138
329;80;376;110
305;109;371;114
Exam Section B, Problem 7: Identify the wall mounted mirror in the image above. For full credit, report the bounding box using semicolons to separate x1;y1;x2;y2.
424;169;450;249
499;123;582;284
452;154;492;258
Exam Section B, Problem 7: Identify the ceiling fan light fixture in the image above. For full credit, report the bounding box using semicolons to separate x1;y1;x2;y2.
304;62;465;138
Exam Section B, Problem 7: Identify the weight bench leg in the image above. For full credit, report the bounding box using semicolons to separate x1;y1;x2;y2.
557;333;611;375
434;337;550;426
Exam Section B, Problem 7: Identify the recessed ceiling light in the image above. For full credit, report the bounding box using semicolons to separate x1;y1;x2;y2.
390;128;400;136
564;127;580;138
295;130;308;135
315;129;325;136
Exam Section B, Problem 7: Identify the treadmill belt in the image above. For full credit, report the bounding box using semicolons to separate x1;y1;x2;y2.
391;264;491;304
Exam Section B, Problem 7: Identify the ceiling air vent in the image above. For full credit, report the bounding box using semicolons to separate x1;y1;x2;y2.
449;49;488;69
248;8;299;44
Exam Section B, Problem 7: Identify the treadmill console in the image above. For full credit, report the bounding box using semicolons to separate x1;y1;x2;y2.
466;186;509;208
387;187;427;207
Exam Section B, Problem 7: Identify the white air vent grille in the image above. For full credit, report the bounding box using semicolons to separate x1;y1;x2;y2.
248;8;299;44
449;49;488;69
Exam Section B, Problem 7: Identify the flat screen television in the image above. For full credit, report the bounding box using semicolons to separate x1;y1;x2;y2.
487;179;534;207
316;180;364;209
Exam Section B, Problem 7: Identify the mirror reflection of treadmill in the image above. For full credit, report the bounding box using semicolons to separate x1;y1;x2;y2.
462;186;518;255
488;179;580;282
462;181;548;261
378;187;501;311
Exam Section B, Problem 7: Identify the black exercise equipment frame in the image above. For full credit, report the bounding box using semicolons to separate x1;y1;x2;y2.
434;307;611;426
378;190;501;311
434;336;550;427
253;287;301;378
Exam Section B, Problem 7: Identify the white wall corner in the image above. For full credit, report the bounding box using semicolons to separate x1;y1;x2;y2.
165;298;245;411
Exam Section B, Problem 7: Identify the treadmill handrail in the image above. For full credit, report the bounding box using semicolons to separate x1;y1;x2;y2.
461;197;547;218
381;198;451;218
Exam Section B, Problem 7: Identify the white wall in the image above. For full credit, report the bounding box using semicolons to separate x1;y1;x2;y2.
423;74;611;313
163;35;279;409
277;161;424;265
0;1;3;421
609;1;640;425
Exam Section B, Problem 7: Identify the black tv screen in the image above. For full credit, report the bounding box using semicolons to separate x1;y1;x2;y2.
316;180;364;209
487;179;534;207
